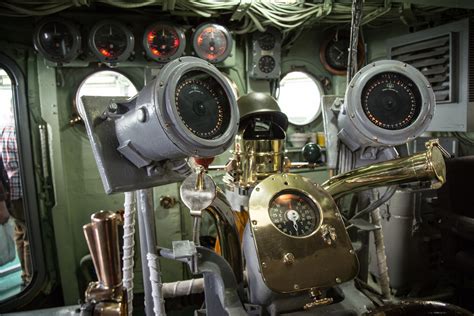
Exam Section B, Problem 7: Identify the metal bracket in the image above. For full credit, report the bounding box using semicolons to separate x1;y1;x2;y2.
77;96;187;194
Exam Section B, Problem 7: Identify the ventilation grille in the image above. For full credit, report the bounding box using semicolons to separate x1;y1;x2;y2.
390;34;452;103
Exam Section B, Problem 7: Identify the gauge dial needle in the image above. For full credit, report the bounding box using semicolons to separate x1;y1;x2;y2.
287;209;300;233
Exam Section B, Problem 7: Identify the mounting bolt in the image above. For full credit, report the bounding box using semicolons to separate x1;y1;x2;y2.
108;103;118;113
283;253;295;265
137;108;147;122
294;284;300;290
252;220;258;225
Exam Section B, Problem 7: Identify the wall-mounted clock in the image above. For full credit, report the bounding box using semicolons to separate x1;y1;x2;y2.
320;30;365;76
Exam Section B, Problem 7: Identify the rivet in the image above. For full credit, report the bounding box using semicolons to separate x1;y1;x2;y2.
252;220;258;225
294;284;299;290
137;108;147;122
283;253;295;265
255;187;260;192
349;249;355;255
262;262;267;268
335;277;342;284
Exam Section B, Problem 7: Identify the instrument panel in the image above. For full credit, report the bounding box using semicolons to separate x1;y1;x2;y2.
249;173;358;293
33;18;81;63
89;20;134;63
143;23;186;62
268;190;321;237
33;18;233;65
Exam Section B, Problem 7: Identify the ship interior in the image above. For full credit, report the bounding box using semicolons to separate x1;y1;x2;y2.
0;1;474;315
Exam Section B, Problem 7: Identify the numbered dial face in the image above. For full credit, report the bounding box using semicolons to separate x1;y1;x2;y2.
193;24;232;63
258;56;276;74
175;71;231;139
90;21;134;62
269;190;320;237
325;38;350;71
34;20;81;63
361;72;422;130
258;32;276;50
144;24;185;61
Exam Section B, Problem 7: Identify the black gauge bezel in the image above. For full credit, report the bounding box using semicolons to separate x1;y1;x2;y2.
33;18;82;64
143;23;186;62
192;23;233;64
88;20;135;64
258;55;276;73
268;189;322;238
319;30;365;76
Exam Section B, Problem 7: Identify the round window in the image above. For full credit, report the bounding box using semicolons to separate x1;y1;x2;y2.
277;71;323;126
76;70;138;107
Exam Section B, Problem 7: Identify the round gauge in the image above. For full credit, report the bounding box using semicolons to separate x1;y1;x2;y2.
258;32;276;50
320;30;365;76
89;21;134;63
361;72;422;130
33;18;81;63
258;55;276;74
144;23;185;62
269;190;321;237
175;71;231;139
193;23;233;63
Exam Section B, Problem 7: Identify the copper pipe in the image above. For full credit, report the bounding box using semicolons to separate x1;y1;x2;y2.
322;141;446;200
83;211;122;289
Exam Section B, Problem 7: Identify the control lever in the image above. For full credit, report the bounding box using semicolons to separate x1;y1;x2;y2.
180;164;216;246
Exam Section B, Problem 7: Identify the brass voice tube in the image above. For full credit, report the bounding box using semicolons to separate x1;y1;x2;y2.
83;210;122;289
322;143;446;200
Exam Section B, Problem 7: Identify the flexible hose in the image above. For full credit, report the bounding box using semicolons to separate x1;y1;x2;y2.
122;192;136;316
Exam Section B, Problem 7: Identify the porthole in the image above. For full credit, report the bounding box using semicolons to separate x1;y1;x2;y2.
277;71;323;126
76;70;138;107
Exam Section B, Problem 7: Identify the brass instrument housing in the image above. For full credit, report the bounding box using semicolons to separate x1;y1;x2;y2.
248;173;358;293
226;134;288;188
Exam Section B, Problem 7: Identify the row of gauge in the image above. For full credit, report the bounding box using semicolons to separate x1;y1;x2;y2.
33;18;233;65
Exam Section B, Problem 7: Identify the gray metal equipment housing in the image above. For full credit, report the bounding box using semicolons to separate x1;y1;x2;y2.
338;60;435;151
115;56;239;167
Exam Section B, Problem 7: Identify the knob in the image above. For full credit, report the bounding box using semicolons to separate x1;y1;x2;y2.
302;143;322;164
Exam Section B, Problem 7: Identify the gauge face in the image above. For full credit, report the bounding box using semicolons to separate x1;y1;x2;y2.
193;24;232;63
325;38;349;71
361;72;422;130
258;32;276;50
258;56;276;74
90;21;134;62
269;190;320;237
144;24;185;62
34;19;81;63
175;71;231;139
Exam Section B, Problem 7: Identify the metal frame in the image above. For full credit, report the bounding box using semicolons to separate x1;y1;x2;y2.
0;54;48;311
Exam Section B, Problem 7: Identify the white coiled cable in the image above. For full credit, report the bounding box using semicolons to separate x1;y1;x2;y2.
122;192;136;316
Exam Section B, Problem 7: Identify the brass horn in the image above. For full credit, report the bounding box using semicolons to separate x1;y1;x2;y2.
83;210;127;315
322;140;447;199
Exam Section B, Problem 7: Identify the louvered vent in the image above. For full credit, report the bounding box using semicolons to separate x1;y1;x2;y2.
390;34;452;104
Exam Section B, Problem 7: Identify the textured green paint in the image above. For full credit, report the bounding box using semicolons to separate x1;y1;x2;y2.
37;60;82;303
